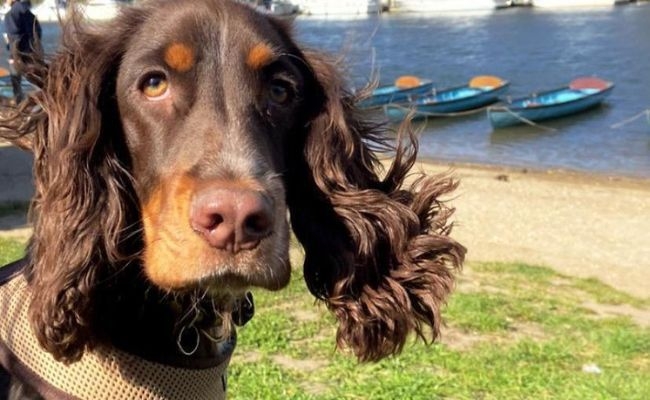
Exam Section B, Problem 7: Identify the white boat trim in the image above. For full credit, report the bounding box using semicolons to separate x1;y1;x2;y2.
391;0;507;13
294;0;381;15
532;0;616;8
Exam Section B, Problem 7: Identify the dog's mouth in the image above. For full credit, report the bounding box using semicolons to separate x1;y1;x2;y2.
144;243;291;291
140;174;292;292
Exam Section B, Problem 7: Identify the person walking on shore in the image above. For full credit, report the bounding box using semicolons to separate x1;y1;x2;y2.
3;0;41;103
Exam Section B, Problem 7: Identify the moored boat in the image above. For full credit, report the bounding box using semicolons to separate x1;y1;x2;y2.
262;1;299;17
391;0;510;13
357;76;434;109
532;0;616;7
487;77;614;128
242;0;299;17
384;75;509;121
79;0;131;21
294;0;381;15
32;0;66;22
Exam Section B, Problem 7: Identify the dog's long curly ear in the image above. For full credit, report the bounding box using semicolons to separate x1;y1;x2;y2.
286;51;466;362
0;13;144;363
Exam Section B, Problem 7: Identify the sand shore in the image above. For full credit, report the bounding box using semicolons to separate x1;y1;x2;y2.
416;160;649;299
1;141;648;298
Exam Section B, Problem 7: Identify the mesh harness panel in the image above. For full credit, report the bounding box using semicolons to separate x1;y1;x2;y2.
0;269;230;400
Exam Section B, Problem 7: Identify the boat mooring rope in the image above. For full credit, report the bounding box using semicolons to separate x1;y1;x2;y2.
387;103;559;132
498;107;558;132
385;103;491;118
610;109;650;129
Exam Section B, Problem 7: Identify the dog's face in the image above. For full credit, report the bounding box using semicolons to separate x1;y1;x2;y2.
116;1;316;293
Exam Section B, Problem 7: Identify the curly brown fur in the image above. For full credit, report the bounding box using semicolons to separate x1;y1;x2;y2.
4;11;146;362
287;52;465;361
0;0;463;378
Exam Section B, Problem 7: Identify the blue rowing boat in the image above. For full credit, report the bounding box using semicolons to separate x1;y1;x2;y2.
487;77;614;129
384;75;509;121
357;75;434;109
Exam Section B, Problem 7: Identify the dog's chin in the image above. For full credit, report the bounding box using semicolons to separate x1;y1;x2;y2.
143;249;292;293
202;266;292;294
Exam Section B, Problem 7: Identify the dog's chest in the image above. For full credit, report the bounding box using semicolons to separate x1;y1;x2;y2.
0;263;231;400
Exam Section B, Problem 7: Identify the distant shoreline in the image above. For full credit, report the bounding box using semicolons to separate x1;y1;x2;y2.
416;157;650;187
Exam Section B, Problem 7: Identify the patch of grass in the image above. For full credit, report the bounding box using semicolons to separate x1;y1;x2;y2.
573;277;645;307
446;292;514;332
229;259;650;399
0;201;29;219
228;358;318;400
0;237;26;265
475;261;559;281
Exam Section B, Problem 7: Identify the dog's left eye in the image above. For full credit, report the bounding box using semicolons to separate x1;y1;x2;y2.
140;73;170;99
268;79;294;105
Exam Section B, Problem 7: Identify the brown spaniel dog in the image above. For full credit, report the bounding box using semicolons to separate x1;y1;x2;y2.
0;0;464;398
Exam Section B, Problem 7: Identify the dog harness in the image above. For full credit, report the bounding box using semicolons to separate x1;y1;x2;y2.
0;259;233;400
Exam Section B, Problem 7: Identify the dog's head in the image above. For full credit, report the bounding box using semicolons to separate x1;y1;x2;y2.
114;1;324;292
2;0;464;363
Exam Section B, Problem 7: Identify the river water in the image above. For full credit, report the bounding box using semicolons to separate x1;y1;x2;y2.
38;3;650;178
295;4;650;178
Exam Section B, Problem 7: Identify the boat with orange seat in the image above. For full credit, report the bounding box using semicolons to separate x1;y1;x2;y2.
358;75;434;109
384;75;509;121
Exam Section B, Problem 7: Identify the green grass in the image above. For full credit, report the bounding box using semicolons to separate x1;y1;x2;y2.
0;236;26;265
230;259;650;399
0;241;647;399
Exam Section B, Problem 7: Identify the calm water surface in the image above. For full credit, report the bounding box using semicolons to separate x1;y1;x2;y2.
294;5;650;177
38;4;650;177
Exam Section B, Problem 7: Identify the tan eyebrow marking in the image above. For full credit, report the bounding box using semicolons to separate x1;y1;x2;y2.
246;43;275;70
164;42;195;73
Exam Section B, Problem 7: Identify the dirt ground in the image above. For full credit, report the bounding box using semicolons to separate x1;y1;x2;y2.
1;141;648;298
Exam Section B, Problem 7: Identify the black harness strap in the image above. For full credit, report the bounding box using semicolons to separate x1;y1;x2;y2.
0;257;27;286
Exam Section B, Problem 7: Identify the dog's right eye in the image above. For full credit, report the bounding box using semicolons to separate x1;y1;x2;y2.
269;82;289;104
268;78;296;106
140;73;170;100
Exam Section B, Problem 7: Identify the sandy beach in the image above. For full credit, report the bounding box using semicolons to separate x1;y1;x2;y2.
417;160;650;299
1;141;648;298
